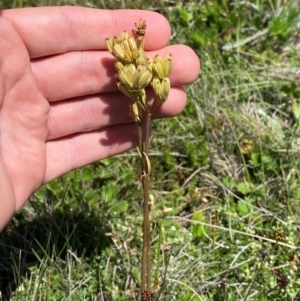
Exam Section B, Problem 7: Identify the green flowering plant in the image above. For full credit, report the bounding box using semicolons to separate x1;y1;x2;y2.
106;20;172;300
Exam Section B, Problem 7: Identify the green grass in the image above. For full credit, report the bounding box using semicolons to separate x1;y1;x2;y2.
2;0;300;300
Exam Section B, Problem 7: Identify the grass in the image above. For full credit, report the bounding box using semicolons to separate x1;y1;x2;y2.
1;0;300;300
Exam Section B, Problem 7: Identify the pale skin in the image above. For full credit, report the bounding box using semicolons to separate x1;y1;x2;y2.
0;7;200;231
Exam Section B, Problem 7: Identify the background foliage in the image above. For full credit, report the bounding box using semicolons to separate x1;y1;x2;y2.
1;0;300;300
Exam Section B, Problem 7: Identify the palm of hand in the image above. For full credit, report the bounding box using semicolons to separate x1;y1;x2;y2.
0;17;49;212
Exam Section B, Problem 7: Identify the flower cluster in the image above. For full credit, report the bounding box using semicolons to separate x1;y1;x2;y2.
105;20;173;120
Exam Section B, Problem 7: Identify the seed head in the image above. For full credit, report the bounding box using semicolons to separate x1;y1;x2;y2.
132;19;146;37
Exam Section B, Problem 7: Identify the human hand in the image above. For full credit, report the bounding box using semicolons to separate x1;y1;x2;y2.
0;6;200;230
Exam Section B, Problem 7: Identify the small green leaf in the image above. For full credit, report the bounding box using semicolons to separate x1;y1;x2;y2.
238;200;253;217
82;167;95;181
237;182;255;195
110;200;128;214
292;100;300;121
45;180;62;195
192;211;208;240
250;153;260;167
295;187;300;199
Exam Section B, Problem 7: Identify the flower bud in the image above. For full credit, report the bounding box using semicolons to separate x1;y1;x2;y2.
129;102;142;122
105;38;114;53
112;44;125;60
118;64;136;88
121;38;131;53
120;31;129;40
136;56;146;66
160;77;170;102
152;77;170;102
128;37;138;51
115;62;125;71
152;55;165;79
117;81;133;100
131;49;140;61
136;89;147;109
163;54;173;77
123;51;134;64
146;58;153;71
133;65;153;89
152;54;173;79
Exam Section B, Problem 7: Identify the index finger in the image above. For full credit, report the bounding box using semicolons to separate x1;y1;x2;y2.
2;7;171;58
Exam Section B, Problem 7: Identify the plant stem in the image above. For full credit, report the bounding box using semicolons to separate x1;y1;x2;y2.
141;129;146;293
145;113;152;290
141;112;152;295
141;171;149;292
